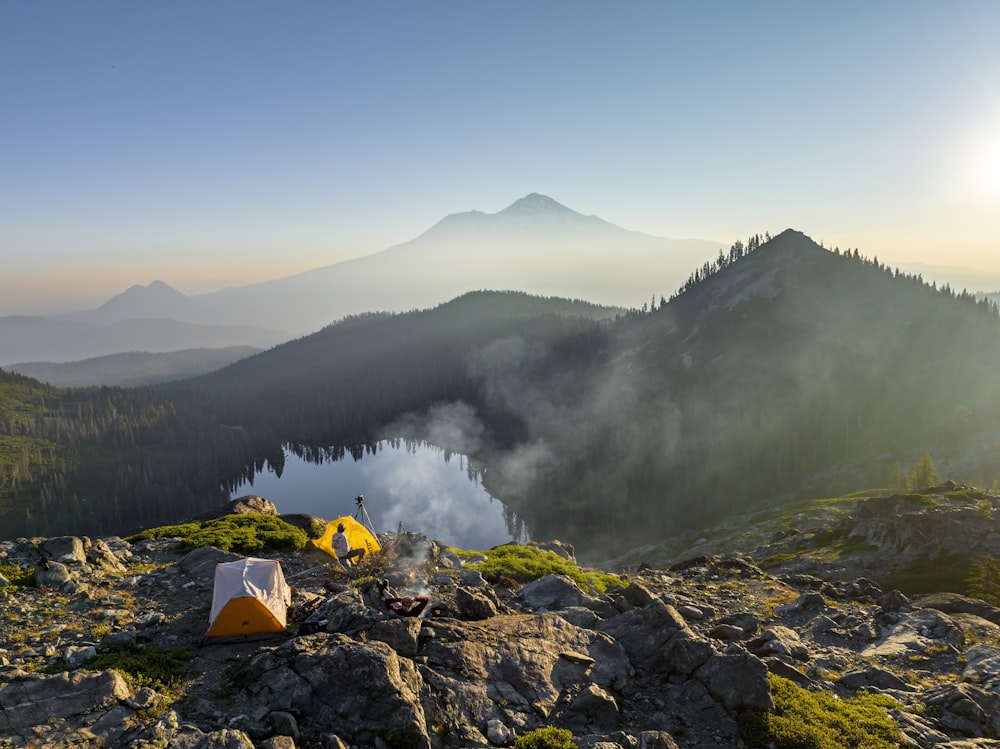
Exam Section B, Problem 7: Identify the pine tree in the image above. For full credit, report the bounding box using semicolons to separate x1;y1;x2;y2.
907;452;940;491
967;556;1000;606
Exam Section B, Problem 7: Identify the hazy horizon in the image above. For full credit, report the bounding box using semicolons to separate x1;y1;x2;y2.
3;2;999;313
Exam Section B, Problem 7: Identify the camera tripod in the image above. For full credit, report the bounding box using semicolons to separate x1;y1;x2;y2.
353;494;378;536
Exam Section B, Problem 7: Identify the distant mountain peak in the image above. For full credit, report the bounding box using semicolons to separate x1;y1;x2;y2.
80;280;191;324
500;193;577;216
417;193;623;241
115;280;185;297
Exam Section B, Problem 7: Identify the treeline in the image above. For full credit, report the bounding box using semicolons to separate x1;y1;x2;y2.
671;232;773;298
0;370;277;538
6;246;1000;555
0;291;617;540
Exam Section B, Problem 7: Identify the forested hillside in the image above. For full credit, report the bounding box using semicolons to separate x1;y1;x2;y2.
505;231;1000;549
171;236;1000;554
4;236;1000;555
0;370;269;538
0;293;620;540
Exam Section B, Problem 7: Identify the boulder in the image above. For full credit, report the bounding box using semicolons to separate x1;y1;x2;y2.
456;586;499;620
600;599;712;676
516;574;593;612
64;645;96;668
246;634;429;748
486;717;515;745
746;625;809;661
559;683;620;732
638;731;681;749
962;644;1000;689
41;536;88;565
694;649;773;710
178;546;243;582
839;665;916;692
530;539;576;561
0;670;130;732
193;495;279;520
622;581;654;607
914;592;1000;627
34;559;75;588
86;537;127;573
165;728;256;748
863;607;964;659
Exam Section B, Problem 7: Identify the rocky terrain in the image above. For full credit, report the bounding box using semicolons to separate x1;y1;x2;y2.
4;493;1000;748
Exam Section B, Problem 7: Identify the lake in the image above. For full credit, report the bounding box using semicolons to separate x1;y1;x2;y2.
228;441;527;549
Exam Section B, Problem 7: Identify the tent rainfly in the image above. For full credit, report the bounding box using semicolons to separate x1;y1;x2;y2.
205;557;291;640
312;514;382;561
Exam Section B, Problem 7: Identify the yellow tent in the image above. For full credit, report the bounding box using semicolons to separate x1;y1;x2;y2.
205;558;291;640
312;514;382;560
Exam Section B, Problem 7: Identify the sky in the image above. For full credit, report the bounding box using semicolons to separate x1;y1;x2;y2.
2;1;999;313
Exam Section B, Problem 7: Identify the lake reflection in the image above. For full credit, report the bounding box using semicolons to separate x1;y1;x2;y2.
229;441;527;549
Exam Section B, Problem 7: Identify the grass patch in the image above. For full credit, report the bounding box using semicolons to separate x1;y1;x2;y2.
811;526;849;547
0;563;35;587
758;553;797;570
455;544;621;593
878;552;973;596
942;488;989;503
739;674;905;749
127;513;309;554
747;493;873;527
832;537;879;557
87;644;192;693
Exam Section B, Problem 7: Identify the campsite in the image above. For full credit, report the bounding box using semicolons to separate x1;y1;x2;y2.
8;485;1000;748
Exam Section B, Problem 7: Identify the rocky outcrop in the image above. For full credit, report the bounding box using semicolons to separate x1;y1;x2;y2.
193;495;280;520
4;526;1000;748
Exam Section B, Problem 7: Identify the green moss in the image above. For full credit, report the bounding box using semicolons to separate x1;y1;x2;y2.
832;537;879;557
0;563;35;587
739;675;906;749
758;553;797;570
943;488;989;502
128;521;202;543
87;644;191;693
458;544;620;593
514;726;578;749
812;526;849;547
899;492;939;507
127;513;309;554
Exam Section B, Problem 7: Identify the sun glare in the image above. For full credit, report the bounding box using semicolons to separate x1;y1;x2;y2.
981;140;1000;199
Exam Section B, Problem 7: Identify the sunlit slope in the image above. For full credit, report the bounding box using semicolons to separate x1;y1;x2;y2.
604;482;1000;601
169;235;1000;554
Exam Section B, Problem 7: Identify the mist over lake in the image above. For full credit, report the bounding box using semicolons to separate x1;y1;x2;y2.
228;441;527;549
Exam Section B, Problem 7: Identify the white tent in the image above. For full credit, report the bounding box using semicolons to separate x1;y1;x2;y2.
206;557;291;640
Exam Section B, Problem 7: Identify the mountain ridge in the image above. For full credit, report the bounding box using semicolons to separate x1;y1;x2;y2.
3;232;1000;558
5;345;261;387
0;316;287;367
60;194;726;335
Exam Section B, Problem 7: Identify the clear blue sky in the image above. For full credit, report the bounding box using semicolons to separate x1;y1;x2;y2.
2;1;999;311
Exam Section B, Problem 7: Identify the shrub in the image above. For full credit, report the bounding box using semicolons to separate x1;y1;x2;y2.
739;674;905;749
0;563;35;587
127;513;309;554
514;726;577;749
87;644;191;693
459;544;620;593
